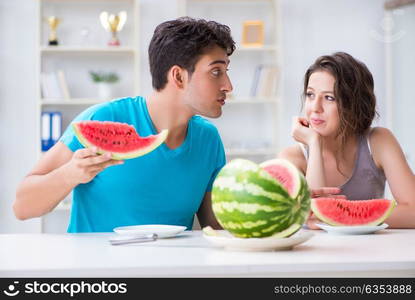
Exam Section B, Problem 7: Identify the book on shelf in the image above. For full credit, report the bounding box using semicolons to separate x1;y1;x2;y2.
41;111;62;152
250;64;279;99
40;70;70;100
250;65;263;97
57;70;71;99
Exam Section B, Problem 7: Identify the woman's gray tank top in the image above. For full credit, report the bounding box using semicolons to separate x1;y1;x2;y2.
299;132;386;200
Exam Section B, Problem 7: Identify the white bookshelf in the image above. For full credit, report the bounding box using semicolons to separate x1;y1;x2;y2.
237;45;277;51
227;96;280;103
40;46;137;53
36;0;140;222
225;148;276;156
41;98;112;105
178;0;282;163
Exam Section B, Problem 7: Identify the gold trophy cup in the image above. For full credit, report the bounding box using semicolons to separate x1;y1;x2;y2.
100;11;127;46
47;16;61;46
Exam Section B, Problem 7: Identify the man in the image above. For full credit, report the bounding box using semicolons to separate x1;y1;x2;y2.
14;17;234;232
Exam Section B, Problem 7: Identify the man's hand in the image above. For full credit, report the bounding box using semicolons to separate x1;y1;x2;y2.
62;147;124;186
306;187;346;229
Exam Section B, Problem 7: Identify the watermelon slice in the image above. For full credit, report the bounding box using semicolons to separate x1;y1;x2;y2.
72;120;168;160
311;198;396;226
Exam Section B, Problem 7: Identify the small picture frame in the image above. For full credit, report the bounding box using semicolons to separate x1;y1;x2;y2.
242;20;264;47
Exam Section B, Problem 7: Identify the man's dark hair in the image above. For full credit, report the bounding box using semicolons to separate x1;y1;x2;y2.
148;17;235;91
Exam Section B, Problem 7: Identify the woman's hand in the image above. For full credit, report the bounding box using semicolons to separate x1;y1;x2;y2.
291;116;320;146
306;211;321;230
310;187;345;198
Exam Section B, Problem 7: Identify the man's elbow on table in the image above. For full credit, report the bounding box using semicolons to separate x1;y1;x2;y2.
13;191;48;221
13;200;30;221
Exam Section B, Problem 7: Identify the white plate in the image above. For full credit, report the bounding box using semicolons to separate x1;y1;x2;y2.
203;230;313;252
113;224;187;239
315;223;388;235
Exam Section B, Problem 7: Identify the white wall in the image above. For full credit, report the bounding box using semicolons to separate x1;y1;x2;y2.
0;0;392;233
0;0;40;233
389;5;415;170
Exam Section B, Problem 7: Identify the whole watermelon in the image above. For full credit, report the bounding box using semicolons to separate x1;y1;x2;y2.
212;158;310;238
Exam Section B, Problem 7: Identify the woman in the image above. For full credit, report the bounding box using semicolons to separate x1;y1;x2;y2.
279;52;415;229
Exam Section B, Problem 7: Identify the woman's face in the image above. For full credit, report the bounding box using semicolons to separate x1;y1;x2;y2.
304;70;340;137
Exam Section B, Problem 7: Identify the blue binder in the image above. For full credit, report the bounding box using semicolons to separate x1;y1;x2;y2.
41;111;62;152
51;111;62;146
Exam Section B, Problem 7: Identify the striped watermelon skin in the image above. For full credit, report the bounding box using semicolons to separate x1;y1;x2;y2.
212;159;311;238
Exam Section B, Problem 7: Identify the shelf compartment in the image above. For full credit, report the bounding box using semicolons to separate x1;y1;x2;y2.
40;46;137;54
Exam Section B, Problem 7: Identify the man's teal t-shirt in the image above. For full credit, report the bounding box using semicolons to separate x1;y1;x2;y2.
60;96;226;233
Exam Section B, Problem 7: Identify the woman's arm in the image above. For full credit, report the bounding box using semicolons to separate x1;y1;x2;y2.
289;116;326;189
277;144;307;175
305;137;326;189
371;127;415;228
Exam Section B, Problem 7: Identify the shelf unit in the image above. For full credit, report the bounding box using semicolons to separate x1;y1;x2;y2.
178;0;282;163
36;0;140;223
40;46;136;53
41;98;111;105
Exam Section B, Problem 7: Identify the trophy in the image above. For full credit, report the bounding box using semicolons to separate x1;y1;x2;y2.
47;16;61;46
100;11;127;46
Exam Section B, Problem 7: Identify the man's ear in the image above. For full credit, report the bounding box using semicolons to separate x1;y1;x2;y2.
169;65;187;89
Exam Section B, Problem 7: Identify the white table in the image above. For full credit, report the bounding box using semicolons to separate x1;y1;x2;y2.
1;230;414;277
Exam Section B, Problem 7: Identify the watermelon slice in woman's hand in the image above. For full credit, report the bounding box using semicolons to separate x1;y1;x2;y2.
72;120;168;160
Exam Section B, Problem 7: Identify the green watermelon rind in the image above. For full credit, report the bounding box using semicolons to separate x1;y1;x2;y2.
311;198;397;226
266;223;302;238
202;223;302;239
293;176;311;226
212;158;311;238
212;160;293;237
72;122;168;160
261;159;311;230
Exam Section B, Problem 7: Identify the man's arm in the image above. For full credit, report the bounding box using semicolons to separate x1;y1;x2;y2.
196;192;222;229
14;142;121;220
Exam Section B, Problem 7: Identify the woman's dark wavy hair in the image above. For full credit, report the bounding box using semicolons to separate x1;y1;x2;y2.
303;52;378;149
149;17;235;91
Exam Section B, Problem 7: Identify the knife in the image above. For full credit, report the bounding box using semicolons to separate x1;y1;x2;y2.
109;233;158;246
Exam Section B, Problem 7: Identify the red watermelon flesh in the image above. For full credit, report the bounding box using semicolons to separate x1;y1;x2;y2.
311;198;396;226
259;158;302;198
73;121;168;160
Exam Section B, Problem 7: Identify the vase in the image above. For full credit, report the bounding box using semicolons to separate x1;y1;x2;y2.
97;83;113;100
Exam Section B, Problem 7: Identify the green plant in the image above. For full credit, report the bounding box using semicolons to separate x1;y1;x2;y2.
89;71;120;83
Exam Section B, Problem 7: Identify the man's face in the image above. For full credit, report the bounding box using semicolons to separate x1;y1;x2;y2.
182;45;233;118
